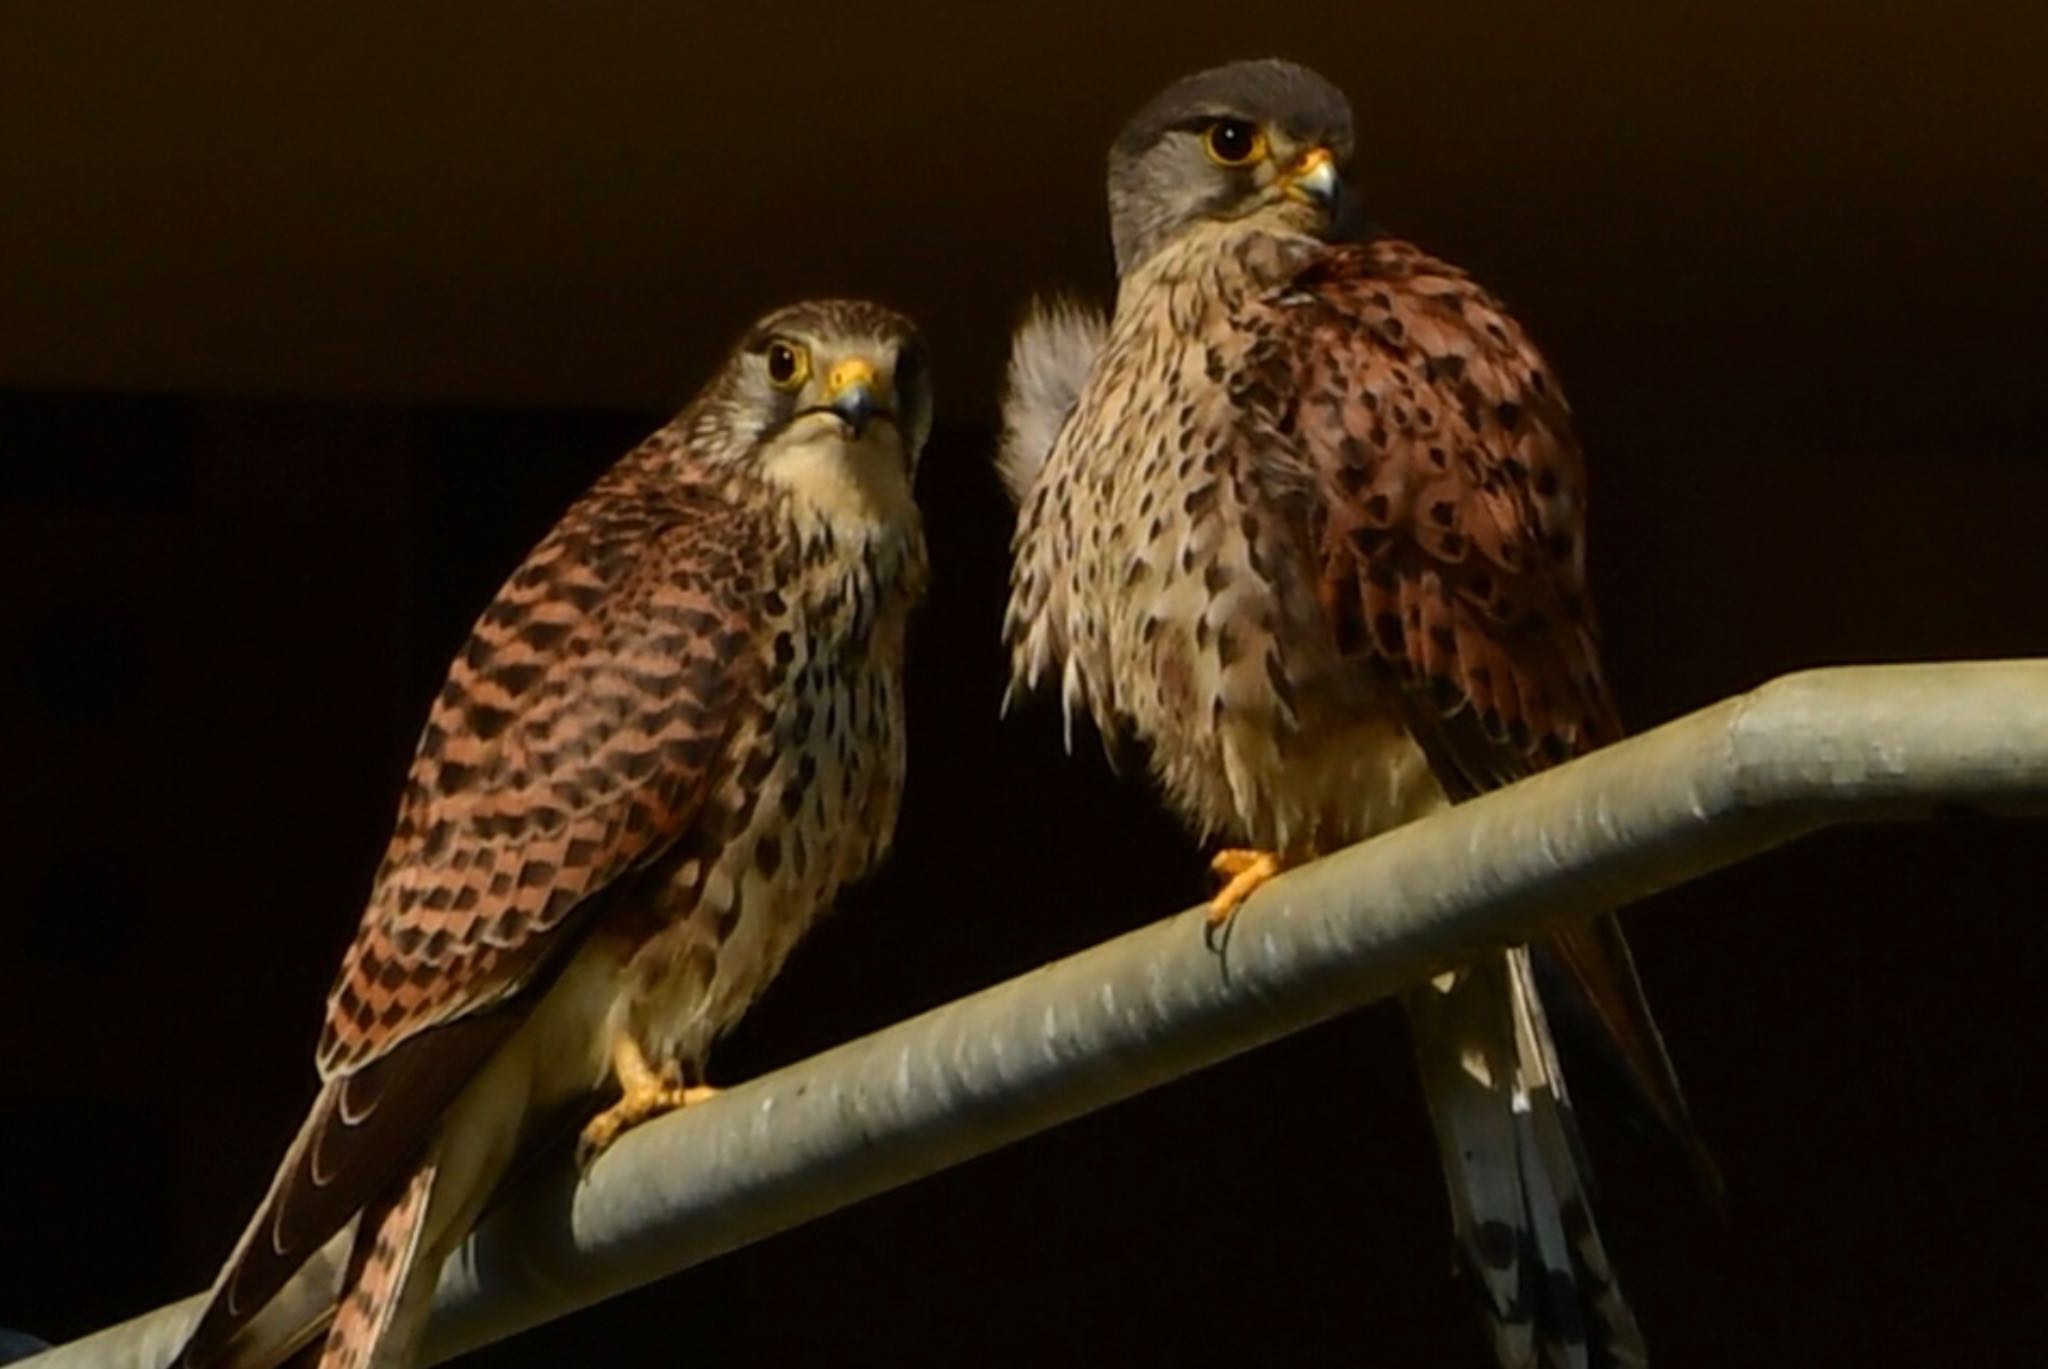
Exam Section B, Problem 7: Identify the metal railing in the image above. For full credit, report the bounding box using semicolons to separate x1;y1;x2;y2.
30;660;2048;1367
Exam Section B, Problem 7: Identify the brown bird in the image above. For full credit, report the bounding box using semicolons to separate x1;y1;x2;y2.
176;298;932;1369
1001;60;1704;1369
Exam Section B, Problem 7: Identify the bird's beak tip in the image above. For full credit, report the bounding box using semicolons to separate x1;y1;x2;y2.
1285;148;1342;211
829;385;877;438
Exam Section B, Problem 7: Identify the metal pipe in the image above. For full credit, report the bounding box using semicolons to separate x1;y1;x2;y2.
35;660;2048;1368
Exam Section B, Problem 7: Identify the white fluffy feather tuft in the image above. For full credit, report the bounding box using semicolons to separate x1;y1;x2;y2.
996;295;1109;505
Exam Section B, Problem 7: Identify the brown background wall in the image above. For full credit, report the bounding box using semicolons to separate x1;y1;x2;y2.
1;3;2044;1365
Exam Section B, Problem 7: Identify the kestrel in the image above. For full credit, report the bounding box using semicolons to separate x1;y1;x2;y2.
1001;60;1706;1368
176;299;932;1369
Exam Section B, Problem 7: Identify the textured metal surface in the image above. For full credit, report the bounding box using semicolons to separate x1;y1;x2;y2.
33;660;2048;1368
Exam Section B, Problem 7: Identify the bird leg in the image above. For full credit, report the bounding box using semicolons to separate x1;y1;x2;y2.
1207;848;1285;929
579;1035;718;1165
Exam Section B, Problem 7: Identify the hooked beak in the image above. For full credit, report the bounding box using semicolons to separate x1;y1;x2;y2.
1283;145;1342;212
823;357;890;439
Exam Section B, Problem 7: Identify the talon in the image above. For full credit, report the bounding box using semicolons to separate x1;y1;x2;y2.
578;1084;720;1164
579;1083;681;1164
578;1037;720;1165
1207;848;1282;928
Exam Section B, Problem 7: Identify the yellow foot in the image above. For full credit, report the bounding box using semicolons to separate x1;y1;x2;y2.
579;1033;719;1165
579;1082;718;1164
1207;848;1282;930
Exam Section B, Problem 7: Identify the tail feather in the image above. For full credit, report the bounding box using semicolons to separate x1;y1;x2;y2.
1407;947;1645;1369
1539;922;1722;1205
176;1086;355;1369
177;1014;514;1368
316;1161;441;1369
194;1233;346;1369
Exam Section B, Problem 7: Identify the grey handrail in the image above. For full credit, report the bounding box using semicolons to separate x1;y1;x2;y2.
31;660;2048;1368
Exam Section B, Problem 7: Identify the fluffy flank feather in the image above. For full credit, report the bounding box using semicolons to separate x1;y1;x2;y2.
997;295;1108;505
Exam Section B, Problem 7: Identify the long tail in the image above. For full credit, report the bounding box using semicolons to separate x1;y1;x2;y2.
177;1014;513;1369
179;1152;450;1369
1405;947;1645;1369
174;1084;363;1369
305;1161;443;1369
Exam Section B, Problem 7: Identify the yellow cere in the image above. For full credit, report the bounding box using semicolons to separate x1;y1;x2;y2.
1292;146;1334;177
1281;145;1339;203
826;356;880;399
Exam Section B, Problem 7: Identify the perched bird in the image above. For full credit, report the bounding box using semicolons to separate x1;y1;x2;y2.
177;298;932;1369
1001;60;1705;1368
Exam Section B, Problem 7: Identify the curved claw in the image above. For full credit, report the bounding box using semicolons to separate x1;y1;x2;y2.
580;1033;720;1167
578;1082;720;1167
1207;848;1282;931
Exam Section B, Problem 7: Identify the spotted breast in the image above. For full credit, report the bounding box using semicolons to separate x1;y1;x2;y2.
1011;219;1440;855
615;463;926;1076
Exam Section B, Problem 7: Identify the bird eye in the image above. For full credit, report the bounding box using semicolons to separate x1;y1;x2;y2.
1203;118;1267;167
765;340;809;390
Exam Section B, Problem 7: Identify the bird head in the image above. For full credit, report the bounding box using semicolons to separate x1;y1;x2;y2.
1107;59;1356;277
706;299;932;529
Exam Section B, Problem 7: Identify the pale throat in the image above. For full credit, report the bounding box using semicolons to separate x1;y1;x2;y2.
1118;206;1324;310
760;427;920;548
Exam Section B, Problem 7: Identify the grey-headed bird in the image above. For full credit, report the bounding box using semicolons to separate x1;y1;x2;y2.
1001;59;1706;1369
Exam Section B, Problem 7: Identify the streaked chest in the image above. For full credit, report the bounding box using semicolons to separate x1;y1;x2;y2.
1023;230;1432;848
1038;245;1327;721
653;512;924;1047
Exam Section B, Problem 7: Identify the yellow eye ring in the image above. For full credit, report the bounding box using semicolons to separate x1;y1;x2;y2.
765;339;810;390
1203;118;1268;168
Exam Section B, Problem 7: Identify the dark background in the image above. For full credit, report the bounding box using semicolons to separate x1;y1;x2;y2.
3;3;2045;1365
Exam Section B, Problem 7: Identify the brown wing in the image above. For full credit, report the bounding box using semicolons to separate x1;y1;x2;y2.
1265;238;1615;787
318;471;760;1077
1259;238;1702;1156
178;462;767;1367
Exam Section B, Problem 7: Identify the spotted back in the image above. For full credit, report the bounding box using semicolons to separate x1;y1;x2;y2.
1252;235;1702;1154
317;448;765;1077
1250;236;1620;794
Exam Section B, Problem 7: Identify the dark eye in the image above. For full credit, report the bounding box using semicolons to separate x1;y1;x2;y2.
1203;118;1267;167
765;340;809;389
